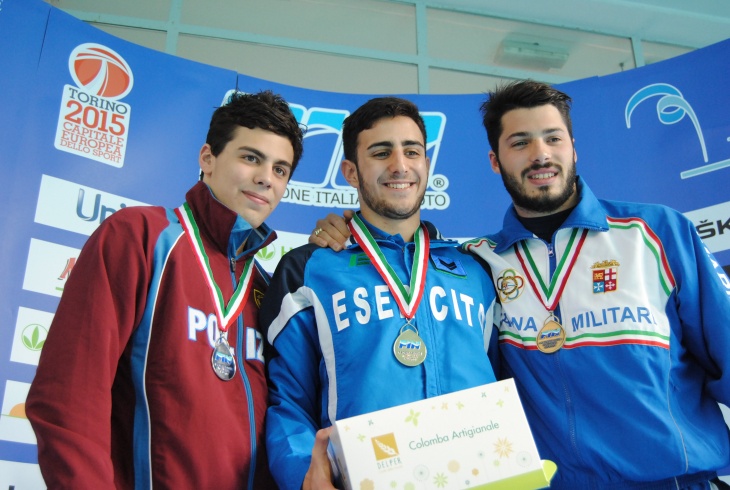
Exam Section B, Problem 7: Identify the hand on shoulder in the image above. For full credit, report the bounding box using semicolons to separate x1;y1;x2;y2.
308;210;354;252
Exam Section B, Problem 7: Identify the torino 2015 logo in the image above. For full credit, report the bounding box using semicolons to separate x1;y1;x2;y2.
69;43;134;99
55;43;133;168
284;103;451;210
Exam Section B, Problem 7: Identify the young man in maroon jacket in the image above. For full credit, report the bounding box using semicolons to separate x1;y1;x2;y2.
26;90;303;489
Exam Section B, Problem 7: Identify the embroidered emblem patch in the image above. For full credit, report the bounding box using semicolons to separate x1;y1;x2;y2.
496;268;525;303
253;289;264;308
349;253;372;267
591;260;620;293
430;254;467;277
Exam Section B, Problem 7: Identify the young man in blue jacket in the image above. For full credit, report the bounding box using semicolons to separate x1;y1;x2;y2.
311;81;730;489
260;97;498;490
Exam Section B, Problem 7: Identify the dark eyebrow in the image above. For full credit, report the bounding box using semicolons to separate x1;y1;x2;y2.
240;146;292;168
402;140;425;149
366;140;425;151
239;146;266;159
366;141;393;151
505;128;565;140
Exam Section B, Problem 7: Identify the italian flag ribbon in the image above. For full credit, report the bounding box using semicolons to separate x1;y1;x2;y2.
347;213;430;320
514;228;589;312
175;203;254;332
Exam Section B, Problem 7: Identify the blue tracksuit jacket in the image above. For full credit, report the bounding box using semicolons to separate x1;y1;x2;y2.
261;217;498;490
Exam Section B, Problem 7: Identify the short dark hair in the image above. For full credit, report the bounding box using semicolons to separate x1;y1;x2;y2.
480;80;573;157
342;97;427;164
206;90;304;175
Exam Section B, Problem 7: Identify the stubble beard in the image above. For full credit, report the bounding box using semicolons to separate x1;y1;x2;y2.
357;167;424;221
497;159;578;215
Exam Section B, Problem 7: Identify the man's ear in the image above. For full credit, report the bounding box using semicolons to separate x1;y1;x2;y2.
341;160;359;188
199;144;214;177
488;151;501;175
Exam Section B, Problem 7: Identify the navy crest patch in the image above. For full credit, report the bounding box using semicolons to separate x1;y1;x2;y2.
591;260;620;293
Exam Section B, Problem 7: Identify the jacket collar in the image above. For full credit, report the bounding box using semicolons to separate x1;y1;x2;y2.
345;212;450;248
184;181;276;259
487;177;608;253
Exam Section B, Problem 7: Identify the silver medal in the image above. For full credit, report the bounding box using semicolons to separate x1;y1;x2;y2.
211;336;236;381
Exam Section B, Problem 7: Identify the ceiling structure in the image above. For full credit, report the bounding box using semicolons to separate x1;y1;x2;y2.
425;0;730;50
45;0;730;94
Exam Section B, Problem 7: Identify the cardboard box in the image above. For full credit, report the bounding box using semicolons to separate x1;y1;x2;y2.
328;378;556;489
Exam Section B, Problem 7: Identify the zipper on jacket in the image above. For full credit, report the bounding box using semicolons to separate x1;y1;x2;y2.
229;254;258;489
548;237;584;466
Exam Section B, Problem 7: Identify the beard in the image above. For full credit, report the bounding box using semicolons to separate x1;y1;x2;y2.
497;159;578;214
357;166;424;221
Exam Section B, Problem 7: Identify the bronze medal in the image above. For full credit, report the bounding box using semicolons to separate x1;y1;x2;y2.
393;323;427;367
536;315;566;354
513;231;589;355
211;336;237;381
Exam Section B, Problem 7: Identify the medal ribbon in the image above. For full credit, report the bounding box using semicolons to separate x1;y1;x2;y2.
514;228;588;312
347;214;430;320
175;203;254;332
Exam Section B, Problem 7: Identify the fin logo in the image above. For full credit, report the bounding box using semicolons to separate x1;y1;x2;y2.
625;83;730;179
55;43;133;168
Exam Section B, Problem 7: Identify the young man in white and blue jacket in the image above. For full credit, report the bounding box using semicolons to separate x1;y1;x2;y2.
465;79;730;490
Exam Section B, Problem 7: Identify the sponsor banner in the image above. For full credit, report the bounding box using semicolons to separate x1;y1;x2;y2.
0;381;35;445
35;174;148;237
685;200;730;255
254;230;308;271
22;239;80;299
10;307;54;367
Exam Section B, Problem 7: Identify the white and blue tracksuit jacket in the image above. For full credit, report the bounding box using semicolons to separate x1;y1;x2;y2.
261;218;498;490
465;179;730;489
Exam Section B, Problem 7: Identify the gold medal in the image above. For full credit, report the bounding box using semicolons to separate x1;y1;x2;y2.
393;323;427;367
536;315;566;354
